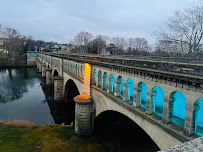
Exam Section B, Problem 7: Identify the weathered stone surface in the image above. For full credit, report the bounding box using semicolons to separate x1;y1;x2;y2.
35;52;203;151
74;95;93;136
160;137;203;152
54;76;64;101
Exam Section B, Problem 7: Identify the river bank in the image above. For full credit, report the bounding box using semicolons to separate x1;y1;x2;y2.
0;121;105;152
0;53;35;68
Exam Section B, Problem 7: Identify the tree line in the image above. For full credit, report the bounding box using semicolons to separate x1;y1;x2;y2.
69;31;151;55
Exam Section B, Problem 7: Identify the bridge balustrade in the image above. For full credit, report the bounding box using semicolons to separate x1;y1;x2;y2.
91;68;203;137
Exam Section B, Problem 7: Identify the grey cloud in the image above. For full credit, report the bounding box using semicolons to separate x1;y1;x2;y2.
0;0;198;45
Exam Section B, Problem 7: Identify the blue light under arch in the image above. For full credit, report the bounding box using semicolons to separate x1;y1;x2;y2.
151;86;164;116
194;98;203;136
171;91;187;127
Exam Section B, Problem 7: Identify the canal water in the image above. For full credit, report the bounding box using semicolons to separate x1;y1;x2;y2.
0;68;54;125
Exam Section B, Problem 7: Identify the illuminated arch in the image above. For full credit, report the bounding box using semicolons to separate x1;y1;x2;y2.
170;91;187;127
151;86;164;116
64;79;80;125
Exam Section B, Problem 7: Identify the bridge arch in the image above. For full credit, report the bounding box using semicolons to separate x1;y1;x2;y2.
92;88;183;150
64;79;80;101
64;79;80;124
93;110;160;151
151;86;164;116
53;69;59;77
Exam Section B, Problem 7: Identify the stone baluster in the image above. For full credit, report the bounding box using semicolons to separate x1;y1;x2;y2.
91;72;96;86
97;74;100;87
162;96;174;124
116;82;121;97
123;84;127;102
100;77;103;89
108;79;114;94
107;79;110;93
133;87;140;107
146;91;154;115
114;81;118;96
184;103;200;136
134;88;141;108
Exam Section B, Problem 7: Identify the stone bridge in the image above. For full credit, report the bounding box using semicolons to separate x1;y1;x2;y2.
27;51;203;150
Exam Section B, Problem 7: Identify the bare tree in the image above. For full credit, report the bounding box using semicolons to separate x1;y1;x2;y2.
156;1;203;55
126;37;150;54
89;35;107;54
73;31;93;53
0;26;26;58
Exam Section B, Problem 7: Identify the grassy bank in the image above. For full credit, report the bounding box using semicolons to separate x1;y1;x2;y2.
0;121;105;152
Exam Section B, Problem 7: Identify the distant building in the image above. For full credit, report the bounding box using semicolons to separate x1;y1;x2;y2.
0;39;8;54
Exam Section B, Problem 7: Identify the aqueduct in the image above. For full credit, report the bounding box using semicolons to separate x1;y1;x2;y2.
27;51;203;150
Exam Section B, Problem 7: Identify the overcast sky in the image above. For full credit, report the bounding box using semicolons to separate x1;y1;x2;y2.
0;0;198;45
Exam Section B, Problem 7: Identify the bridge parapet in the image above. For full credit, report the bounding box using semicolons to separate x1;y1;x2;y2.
39;52;203;76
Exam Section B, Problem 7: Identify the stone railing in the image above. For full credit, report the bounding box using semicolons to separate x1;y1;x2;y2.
40;52;203;77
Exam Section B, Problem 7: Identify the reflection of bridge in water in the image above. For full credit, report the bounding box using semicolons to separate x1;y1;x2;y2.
27;51;203;150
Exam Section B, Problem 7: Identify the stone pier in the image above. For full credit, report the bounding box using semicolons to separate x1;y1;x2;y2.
74;95;93;136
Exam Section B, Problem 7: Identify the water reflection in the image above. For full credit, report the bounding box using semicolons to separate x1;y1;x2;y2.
0;68;54;125
0;68;33;103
